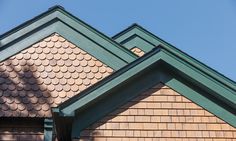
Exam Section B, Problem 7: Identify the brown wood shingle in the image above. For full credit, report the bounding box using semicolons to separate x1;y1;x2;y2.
0;33;113;117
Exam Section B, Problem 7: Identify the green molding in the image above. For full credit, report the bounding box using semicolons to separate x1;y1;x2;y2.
70;67;236;138
165;73;236;130
113;23;236;91
161;49;236;108
0;6;137;70
121;35;157;52
71;67;162;138
59;47;236;115
44;118;53;141
58;48;162;115
53;46;236;139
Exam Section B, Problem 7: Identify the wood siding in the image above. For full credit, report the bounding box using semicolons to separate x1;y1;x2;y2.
79;84;236;141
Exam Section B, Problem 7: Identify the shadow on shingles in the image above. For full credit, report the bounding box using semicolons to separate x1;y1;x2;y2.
0;59;52;139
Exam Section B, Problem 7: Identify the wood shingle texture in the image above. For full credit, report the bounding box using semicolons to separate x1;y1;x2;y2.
131;47;145;57
0;33;113;117
79;84;236;140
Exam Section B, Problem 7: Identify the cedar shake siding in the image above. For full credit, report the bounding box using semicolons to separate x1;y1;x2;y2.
79;84;236;140
130;47;145;57
0;33;113;118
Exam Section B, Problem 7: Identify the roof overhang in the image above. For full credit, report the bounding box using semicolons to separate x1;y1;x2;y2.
53;45;236;140
0;6;138;70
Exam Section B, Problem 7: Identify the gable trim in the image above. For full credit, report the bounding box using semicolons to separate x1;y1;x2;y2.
53;45;236;139
0;6;137;70
70;70;236;138
120;34;156;52
113;24;236;91
58;46;236;115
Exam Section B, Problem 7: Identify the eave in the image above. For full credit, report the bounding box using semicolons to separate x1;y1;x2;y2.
53;45;236;139
113;23;236;90
0;6;138;70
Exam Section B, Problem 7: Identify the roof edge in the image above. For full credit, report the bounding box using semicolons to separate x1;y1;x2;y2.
112;23;236;91
0;5;137;60
56;45;236;116
112;23;141;39
53;45;236;139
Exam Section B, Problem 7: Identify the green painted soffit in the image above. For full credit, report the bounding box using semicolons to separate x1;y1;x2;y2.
53;45;236;139
0;5;137;70
112;23;236;90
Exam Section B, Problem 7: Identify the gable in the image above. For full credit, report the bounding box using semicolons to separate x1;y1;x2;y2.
79;84;236;140
112;24;158;53
0;6;137;70
113;24;236;94
0;33;113;117
53;46;236;139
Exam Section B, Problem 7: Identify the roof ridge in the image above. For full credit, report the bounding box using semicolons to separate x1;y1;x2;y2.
48;5;65;10
53;44;236;139
112;23;139;39
0;6;137;61
112;23;236;89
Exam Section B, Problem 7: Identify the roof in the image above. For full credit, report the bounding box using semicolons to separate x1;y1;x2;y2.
0;5;138;70
53;44;236;139
113;23;236;90
0;6;141;118
0;5;143;118
0;33;114;117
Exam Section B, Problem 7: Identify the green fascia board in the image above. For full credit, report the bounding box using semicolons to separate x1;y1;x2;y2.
44;118;53;141
71;67;163;138
120;34;157;52
70;69;236;138
57;48;162;114
112;23;140;42
0;6;137;70
161;49;236;108
0;21;127;70
59;47;236;115
113;23;236;92
54;46;236;138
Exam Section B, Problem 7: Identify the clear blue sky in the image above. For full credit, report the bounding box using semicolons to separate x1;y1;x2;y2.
0;0;236;81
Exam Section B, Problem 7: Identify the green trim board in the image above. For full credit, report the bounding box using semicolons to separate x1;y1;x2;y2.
0;5;137;70
53;45;236;139
113;23;236;91
120;34;156;52
44;118;53;141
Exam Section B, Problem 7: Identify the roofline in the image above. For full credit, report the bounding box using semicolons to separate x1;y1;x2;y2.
0;5;137;60
112;23;236;90
53;45;236;138
112;23;141;39
56;44;236;113
0;5;138;70
58;46;161;110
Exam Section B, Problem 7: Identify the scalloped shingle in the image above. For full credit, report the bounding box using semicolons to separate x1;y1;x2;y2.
0;33;113;117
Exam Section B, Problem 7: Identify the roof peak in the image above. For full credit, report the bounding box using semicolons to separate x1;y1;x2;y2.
0;5;66;39
112;23;146;39
48;5;65;10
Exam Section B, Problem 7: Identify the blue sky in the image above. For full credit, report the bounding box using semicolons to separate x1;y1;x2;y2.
0;0;236;81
